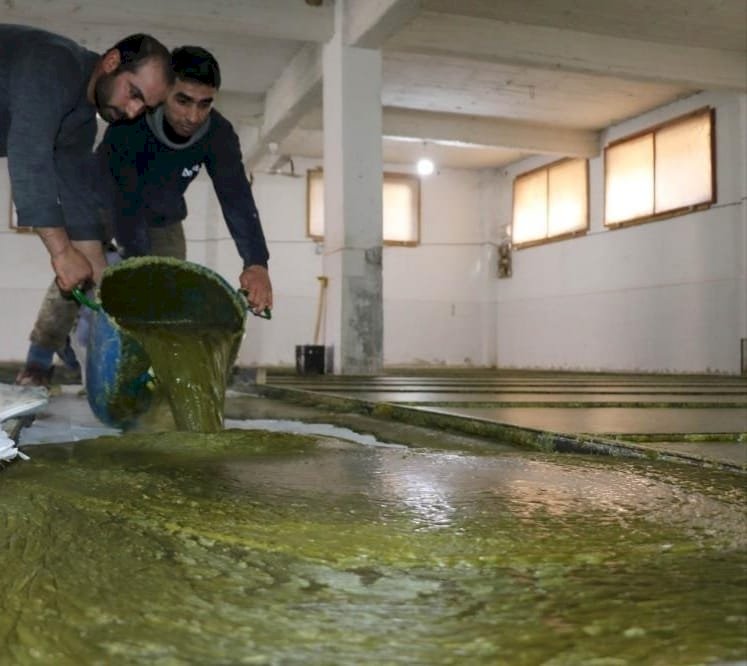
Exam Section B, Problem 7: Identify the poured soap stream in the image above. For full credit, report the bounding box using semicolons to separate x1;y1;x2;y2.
123;323;242;432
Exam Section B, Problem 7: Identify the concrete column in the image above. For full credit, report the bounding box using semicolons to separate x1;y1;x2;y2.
322;0;384;375
739;93;747;374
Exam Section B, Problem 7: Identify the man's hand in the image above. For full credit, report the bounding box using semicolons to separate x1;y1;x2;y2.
36;227;94;292
239;265;273;314
51;246;95;292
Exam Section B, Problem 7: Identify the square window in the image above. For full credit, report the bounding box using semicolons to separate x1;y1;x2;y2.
306;170;420;245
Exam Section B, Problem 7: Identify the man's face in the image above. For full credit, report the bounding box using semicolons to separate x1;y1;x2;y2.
163;78;216;138
95;57;170;123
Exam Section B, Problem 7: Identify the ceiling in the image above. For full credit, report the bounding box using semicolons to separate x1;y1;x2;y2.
2;0;745;171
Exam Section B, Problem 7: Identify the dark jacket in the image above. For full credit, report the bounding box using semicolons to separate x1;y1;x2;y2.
98;108;269;268
0;24;104;240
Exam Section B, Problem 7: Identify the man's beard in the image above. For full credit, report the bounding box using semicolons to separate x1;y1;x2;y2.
94;72;124;123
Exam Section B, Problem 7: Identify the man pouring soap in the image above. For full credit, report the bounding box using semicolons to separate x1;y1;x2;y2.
99;44;273;311
14;42;272;386
0;24;172;292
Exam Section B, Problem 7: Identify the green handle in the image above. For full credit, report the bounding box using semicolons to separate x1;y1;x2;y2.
71;287;102;311
238;289;272;320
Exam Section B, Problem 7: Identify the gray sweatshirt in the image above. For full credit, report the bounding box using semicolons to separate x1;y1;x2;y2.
0;24;104;240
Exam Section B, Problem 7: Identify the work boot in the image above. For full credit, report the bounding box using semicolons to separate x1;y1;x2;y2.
15;364;54;388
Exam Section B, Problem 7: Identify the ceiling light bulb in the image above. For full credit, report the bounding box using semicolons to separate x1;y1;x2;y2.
417;158;435;176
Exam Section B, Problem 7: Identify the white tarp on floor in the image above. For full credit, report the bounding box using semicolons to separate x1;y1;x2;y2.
13;386;400;451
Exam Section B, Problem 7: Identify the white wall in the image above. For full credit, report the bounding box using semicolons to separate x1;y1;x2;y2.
0;155;491;368
382;168;495;367
2;90;744;374
214;159;493;368
489;91;747;374
0;163;57;362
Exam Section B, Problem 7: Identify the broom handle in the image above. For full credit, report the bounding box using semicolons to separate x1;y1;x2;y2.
313;276;328;345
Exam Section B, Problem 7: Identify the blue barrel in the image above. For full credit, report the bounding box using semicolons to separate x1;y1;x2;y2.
85;308;153;429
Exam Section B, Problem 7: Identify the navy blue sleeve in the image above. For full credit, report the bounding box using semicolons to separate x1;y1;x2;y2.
7;43;85;233
55;143;110;242
98;124;152;257
205;117;269;268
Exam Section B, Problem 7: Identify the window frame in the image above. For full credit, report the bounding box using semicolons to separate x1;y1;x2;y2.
306;168;324;241
603;107;716;230
305;168;421;247
511;157;590;249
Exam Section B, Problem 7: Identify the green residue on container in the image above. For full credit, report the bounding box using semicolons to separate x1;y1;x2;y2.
100;256;247;432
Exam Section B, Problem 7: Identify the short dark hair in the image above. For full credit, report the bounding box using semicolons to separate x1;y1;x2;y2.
110;33;173;82
171;46;221;89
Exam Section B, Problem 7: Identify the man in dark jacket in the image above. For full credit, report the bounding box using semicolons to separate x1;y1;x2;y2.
16;45;272;386
101;45;272;308
0;25;172;292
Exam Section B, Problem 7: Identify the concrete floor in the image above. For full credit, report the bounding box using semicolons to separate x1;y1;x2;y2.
258;370;747;472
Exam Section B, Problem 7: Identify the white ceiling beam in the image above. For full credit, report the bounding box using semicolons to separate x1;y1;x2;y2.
388;12;747;91
345;0;422;48
213;92;265;127
3;17;303;96
246;0;420;168
382;108;600;157
245;44;324;168
0;0;334;43
298;106;599;157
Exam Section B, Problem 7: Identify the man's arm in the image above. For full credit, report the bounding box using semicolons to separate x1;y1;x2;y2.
7;44;97;288
206;116;272;312
35;228;97;291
